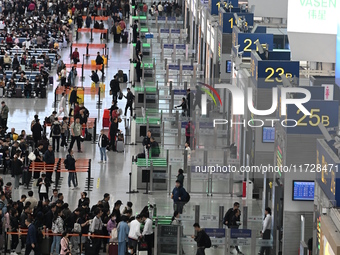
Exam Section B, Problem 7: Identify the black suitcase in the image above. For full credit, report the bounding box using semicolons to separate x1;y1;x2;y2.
15;88;22;98
123;73;128;82
49;76;53;85
41;88;46;98
85;240;96;255
86;132;92;141
122;32;128;43
39;237;52;255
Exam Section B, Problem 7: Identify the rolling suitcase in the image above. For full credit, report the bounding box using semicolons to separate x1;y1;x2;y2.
85;240;96;255
122;32;128;43
49;76;53;85
40;88;47;98
15;88;22;98
108;242;118;255
123;73;128;82
116;140;124;152
39;237;52;255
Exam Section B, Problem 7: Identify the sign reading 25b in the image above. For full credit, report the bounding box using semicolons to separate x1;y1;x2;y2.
284;100;339;134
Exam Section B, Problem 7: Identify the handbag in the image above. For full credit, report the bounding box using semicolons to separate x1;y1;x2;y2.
138;237;148;250
111;228;118;240
118;91;123;100
28;152;36;161
109;90;112;95
72;222;81;233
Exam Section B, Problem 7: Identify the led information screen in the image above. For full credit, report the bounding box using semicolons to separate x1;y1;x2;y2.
262;127;275;143
287;0;338;34
292;181;315;201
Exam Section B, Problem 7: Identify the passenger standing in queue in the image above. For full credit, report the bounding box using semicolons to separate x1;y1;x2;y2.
191;223;211;255
259;207;272;255
229;209;244;255
223;202;240;227
141;214;154;255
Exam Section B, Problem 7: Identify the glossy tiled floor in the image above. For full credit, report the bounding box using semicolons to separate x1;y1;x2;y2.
1;23;264;255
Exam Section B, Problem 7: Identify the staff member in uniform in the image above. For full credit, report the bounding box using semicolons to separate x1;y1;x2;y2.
259;207;272;255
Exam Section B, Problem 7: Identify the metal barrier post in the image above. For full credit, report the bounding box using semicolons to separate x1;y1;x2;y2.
183;149;188;175
243;206;248;229
146;117;149;134
76;30;79;41
167;149;171;194
177;120;181;147
90;29;93;41
70;43;73;59
54;88;57;111
81;55;85;81
162;121;165;145
204;150;211;196
187;153;191;193
93;118;97;143
169;81;173;114
106;29;109;41
143;87;147;113
86;44;89;57
150;161;154;192
219;206;224;228
194;205;200;225
87;159;91;191
4;229;8;255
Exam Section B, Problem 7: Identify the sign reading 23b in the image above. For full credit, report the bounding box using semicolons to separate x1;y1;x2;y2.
253;59;300;88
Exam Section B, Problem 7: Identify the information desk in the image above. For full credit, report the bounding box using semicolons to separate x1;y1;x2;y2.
136;158;168;190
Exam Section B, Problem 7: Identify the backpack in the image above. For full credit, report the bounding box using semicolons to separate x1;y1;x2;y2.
182;188;190;203
204;231;212;248
64;157;69;169
52;124;61;136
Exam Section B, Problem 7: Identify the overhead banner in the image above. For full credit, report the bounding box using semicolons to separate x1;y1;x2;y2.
287;0;338;34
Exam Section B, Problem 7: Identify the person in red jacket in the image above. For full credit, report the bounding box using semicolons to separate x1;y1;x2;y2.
72;48;80;64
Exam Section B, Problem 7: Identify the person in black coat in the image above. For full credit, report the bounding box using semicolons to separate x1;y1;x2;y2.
175;97;187;116
44;203;56;229
98;129;109;162
69;87;78;116
110;75;121;101
135;52;142;83
44;145;55;182
135;36;141;56
186;88;192;117
11;155;23;189
223;202;240;227
109;118;120;150
90;70;100;84
95;52;104;77
36;173;50;201
32;120;43;147
132;21;138;43
124;88;134;117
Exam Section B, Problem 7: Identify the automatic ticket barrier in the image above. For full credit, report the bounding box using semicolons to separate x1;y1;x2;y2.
135;117;161;143
133;86;158;109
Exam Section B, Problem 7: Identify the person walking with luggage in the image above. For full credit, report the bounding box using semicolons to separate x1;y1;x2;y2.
65;149;78;190
0;101;9;129
98;129;109;163
124;88;134;117
141;214;154;255
171;180;186;214
24;218;39;255
259;207;272;255
95;52;104;78
118;216;130;255
175;97;187;116
110;75;121;101
69;87;78;116
191;223;211;255
69;117;82;153
51;118;61;152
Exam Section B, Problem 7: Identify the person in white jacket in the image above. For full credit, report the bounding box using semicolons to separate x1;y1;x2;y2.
259;207;272;255
58;92;67;117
